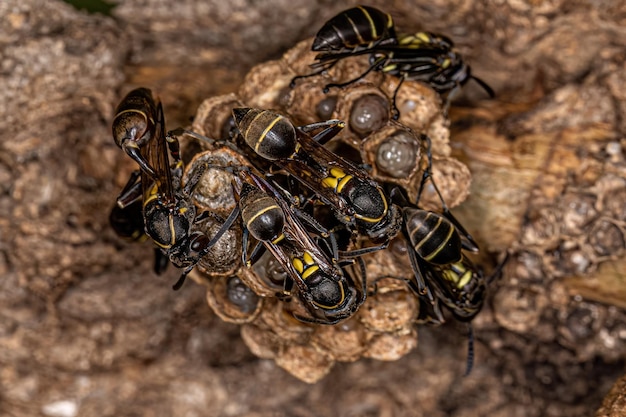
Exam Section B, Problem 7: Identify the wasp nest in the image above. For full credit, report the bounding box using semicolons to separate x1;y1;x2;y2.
184;37;472;383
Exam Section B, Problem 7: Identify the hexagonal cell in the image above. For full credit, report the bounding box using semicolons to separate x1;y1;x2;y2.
240;249;289;298
359;288;418;333
204;274;263;324
379;77;445;135
359;124;425;191
310;317;367;362
363;328;418;361
238;59;293;110
274;342;335;384
284;76;338;126
331;82;391;147
417;156;472;211
182;147;250;215
193;214;242;278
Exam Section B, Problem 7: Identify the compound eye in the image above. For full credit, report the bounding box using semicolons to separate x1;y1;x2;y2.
190;234;210;252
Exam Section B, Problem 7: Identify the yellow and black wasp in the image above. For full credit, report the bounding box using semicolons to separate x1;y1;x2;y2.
290;5;397;87
232;108;402;250
321;30;494;118
291;6;494;118
386;185;485;375
396;194;485;322
112;88;218;289
187;162;367;325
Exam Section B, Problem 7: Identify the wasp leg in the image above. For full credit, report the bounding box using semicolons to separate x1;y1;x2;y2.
116;170;142;208
289;60;340;88
322;55;388;93
153;248;169;275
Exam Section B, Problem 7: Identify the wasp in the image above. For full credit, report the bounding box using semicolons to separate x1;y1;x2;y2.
293;13;494;119
398;203;484;322
388;181;485;375
112;89;219;290
391;132;484;323
290;5;397;87
193;163;366;325
232;108;402;249
322;31;495;117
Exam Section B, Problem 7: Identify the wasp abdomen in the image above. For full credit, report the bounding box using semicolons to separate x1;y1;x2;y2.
239;184;285;242
232;108;297;161
312;6;396;52
112;87;156;150
405;209;462;265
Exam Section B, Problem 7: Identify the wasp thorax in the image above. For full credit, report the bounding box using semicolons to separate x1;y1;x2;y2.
376;131;419;178
350;94;389;137
348;183;386;221
144;203;192;249
308;273;344;307
233;108;296;160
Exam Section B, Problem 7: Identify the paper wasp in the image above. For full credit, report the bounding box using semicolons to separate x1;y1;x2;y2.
290;4;494;118
232;108;402;248
290;5;397;88
112;88;220;290
174;157;367;325
385;186;485;375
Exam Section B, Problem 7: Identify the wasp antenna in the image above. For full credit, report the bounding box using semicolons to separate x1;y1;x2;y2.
472;76;495;98
172;270;190;291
